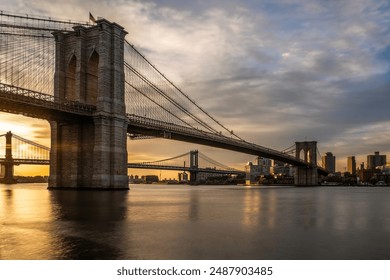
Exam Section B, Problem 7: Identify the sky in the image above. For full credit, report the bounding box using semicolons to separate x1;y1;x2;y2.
0;0;390;176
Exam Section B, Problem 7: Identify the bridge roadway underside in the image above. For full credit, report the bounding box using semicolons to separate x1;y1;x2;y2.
0;85;95;121
127;124;328;177
0;97;90;121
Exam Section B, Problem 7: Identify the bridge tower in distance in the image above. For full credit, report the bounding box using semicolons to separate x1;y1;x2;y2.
1;131;16;184
49;19;129;189
189;150;199;184
295;141;318;186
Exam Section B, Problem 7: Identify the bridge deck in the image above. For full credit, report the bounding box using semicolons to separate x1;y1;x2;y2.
0;83;95;120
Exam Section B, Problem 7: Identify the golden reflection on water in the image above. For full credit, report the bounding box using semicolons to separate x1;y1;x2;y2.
267;190;277;228
125;188;192;223
241;187;278;229
0;185;58;259
241;188;262;228
3;184;390;259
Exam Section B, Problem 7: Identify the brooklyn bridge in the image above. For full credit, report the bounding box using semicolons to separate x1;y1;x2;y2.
0;11;328;189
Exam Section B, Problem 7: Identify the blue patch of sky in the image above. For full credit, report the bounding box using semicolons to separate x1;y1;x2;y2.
377;45;390;65
334;72;390;96
372;46;390;84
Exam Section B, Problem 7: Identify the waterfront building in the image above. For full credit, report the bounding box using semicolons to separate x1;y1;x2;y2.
141;175;159;183
272;160;285;170
178;172;188;182
322;152;336;173
357;169;380;183
377;164;390;174
271;160;293;176
245;162;259;184
256;157;272;175
245;157;271;184
372;164;390;184
367;152;386;170
347;156;356;175
197;168;227;183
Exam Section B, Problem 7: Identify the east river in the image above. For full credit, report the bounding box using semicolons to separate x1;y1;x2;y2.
1;183;390;260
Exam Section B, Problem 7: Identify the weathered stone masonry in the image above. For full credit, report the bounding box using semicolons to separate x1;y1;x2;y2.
49;19;129;189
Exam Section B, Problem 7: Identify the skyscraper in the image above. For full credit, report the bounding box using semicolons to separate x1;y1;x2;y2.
322;152;336;173
367;152;386;170
347;156;356;175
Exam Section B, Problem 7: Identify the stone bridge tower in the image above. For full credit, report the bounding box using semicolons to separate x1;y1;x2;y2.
49;19;128;189
295;141;318;186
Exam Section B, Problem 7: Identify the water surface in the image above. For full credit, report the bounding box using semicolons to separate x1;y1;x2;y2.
1;183;390;259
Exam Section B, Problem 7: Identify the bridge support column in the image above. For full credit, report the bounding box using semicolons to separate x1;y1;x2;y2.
294;141;318;186
3;162;16;184
48;19;128;189
189;171;198;184
1;131;16;184
294;166;318;186
189;150;199;184
91;115;129;189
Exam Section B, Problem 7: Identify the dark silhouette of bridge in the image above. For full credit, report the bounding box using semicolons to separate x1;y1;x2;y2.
0;12;327;189
0;131;49;183
128;150;245;183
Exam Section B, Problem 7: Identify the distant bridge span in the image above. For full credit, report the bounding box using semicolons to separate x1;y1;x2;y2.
127;164;244;175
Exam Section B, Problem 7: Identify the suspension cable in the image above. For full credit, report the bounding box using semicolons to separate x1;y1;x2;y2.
125;40;245;141
132;151;190;164
12;134;50;151
125;62;219;134
198;151;240;171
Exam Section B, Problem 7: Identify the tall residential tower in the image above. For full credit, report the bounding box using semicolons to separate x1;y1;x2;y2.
347;156;356;175
322;152;336;173
367;152;386;170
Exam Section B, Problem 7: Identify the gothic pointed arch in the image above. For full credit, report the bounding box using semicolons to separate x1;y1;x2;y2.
86;50;99;105
299;149;305;161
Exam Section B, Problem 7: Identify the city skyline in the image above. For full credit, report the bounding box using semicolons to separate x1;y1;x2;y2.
2;130;389;178
0;0;389;175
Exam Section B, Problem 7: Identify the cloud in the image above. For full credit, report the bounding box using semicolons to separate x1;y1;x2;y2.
1;0;390;172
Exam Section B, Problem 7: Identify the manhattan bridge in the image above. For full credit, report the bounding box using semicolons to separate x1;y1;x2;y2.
0;11;327;189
